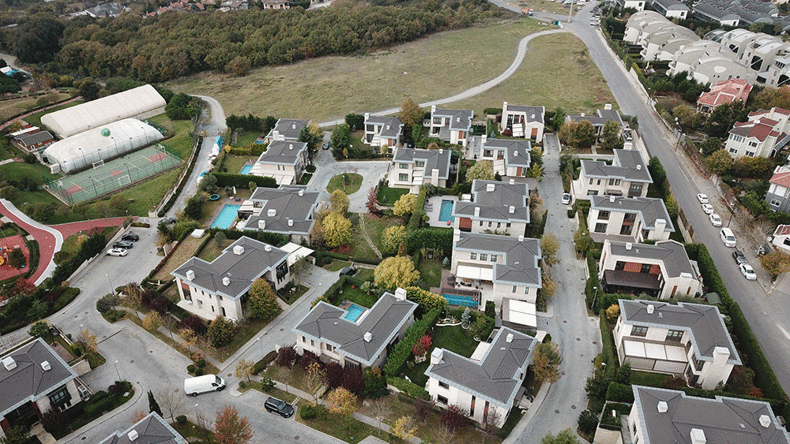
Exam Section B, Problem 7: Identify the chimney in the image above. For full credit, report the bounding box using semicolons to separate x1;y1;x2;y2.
364;112;370;120
289;143;293;150
2;357;15;371
431;105;437;114
186;270;195;281
604;103;613;110
272;130;280;140
647;304;655;314
509;206;515;214
364;332;372;342
456;117;460;122
41;361;51;372
637;164;642;170
513;151;519;157
288;219;294;227
474;207;481;217
298;189;304;196
509;178;515;185
258;220;266;230
690;429;706;444
486;183;496;192
395;288;408;300
657;401;668;413
760;415;772;428
386;125;390;130
265;245;272;252
655;219;667;236
503;101;508;112
626;242;633;250
128;430;139;441
430;348;443;365
439;148;443;154
506;333;514;343
431;168;439;186
233;245;244;255
453;229;461;244
518;235;525;242
267;209;277;217
291;122;297;130
222;276;230;286
610;195;616;203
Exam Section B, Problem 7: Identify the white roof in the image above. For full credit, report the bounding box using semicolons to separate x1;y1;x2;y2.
502;298;537;328
41;85;166;137
456;264;494;281
623;339;687;362
279;242;314;266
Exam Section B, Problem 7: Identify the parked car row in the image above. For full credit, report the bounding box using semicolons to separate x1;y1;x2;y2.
107;231;140;257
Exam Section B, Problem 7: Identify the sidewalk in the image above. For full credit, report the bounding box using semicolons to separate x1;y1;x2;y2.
0;198;63;285
502;382;552;444
58;381;145;443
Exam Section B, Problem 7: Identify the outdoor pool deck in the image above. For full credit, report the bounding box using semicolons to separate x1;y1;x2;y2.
425;195;458;228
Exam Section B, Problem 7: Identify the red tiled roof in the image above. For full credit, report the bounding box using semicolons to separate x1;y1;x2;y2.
697;79;752;108
770;171;790;188
775;225;790;236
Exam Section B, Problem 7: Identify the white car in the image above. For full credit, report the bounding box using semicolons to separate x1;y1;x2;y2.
107;248;128;257
701;203;714;214
709;213;722;227
697;193;709;204
739;263;757;281
561;193;572;205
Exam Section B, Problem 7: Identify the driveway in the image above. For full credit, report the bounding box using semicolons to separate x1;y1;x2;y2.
309;148;389;213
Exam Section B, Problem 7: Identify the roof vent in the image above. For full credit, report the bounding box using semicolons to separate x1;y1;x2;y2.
637;164;642;170
268;209;277;217
518;235;525;242
610;195;616;202
289;143;293;150
186;270;195;281
506;333;514;343
760;414;772;428
233;245;244;255
657;401;668;413
386;125;390;130
690;428;706;444
258;220;266;230
1;356;16;372
439;149;444;154
514;151;519;157
509;206;515;214
265;245;272;252
456;117;460;122
364;332;372;342
291;123;297;129
625;242;633;250
41;361;51;372
288;219;294;227
509;179;515;185
487;183;496;192
395;288;408;300
298;189;304;196
128;430;139;441
647;304;655;314
223;276;230;286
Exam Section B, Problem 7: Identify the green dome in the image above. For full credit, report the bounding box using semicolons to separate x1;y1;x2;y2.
101;128;111;137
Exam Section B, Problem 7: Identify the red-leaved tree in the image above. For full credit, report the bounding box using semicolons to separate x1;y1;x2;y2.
412;335;432;356
441;404;470;432
214;405;253;444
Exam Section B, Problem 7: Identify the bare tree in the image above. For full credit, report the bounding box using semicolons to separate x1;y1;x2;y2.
370;398;392;436
290;256;309;287
430;423;456;444
194;410;214;443
156;386;186;421
275;366;295;394
481;408;502;444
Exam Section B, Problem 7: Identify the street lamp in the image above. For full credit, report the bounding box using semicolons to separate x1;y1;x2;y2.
194;404;199;421
591;286;599;310
78;147;87;168
106;273;115;296
256;336;264;359
114;360;121;382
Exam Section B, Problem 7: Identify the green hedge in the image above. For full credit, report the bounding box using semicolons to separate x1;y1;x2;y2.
254;350;278;374
383;308;441;377
599;310;618;378
389;376;429;399
405;227;453;257
159;136;202;217
213;172;277;189
207;227;289;247
605;382;634;403
52;232;107;284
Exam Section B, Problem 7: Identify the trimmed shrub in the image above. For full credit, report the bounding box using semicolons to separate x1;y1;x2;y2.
383;308;442;377
606;382;635;403
176;415;187;424
599;310;618;377
405;227;453;257
213;172;277;189
389;376;429;399
253;350;278;374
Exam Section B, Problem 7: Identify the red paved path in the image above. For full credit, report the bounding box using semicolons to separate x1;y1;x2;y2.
0;201;57;284
52;217;130;239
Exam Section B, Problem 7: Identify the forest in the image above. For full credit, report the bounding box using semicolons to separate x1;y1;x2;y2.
5;0;511;82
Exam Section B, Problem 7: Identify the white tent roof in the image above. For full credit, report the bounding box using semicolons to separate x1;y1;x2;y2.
456;265;494;281
41;85;166;138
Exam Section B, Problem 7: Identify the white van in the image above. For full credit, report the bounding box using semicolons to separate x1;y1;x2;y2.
720;228;736;248
184;375;226;396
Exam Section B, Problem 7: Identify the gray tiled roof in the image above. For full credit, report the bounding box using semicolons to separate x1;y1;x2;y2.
425;327;536;409
591;196;675;232
392;148;451;179
243;185;318;235
482;139;532;167
631;386;789;444
293;293;417;367
454;231;542;287
620;300;740;364
504;105;544;124
453;180;530;224
567;109;624;128
580;149;653;183
597;109;624;127
0;338;78;417
269;119;307;140
366;116;404;139
16;131;54;147
171;236;288;300
434;108;473;131
99;412;187;444
608;240;694;278
256;140;307;166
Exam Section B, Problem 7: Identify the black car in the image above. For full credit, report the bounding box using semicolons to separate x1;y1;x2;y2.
732;249;747;265
264;397;295;418
113;241;134;249
121;233;140;242
162;216;177;224
339;265;357;277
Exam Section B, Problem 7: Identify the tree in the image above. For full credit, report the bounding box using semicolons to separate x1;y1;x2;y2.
184;194;205;220
29;321;49;338
41;409;67;435
374;256;420;290
235;359;254;382
275;345;297;367
541;270;556;300
330;189;350;214
393;193;418;218
541;233;560;266
441;405;469;432
382;225;407;255
298;124;321;153
7;248;25;269
326;387;357;417
533;341;563;384
290;256;309;287
430;423;457;444
540;428;580;444
399;98;423;128
345;113;365;131
246;278;281;320
466;160;495;181
214;405;253;444
392;416;417;441
143;311;163;331
370;399;392;436
179;328;198;353
227;55;251;76
26;300;48;322
14;14;65;63
366;187;380;214
699;137;722;157
156;386;186;420
481;407;502;442
148;390;163;417
0;425;31;444
207;316;236;348
363;366;388;399
552;107;567;131
322;212;352;248
304;361;326;404
600;120;623;151
78;77;101;101
706;149;733;175
558;121;595;148
577;410;598;435
331;124;351;157
214;231;227;248
760;251;790;280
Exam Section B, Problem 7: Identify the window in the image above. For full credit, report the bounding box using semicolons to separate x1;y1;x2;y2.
491;255;497;262
310;339;314;347
666;330;684;342
589;178;594;185
326;344;334;352
594;223;608;233
437;395;449;405
512;286;517;293
599;211;610;220
620;224;633;235
438;381;449;389
596;179;602;185
484;149;493;157
506;223;511;228
399;173;408;182
480;221;484;226
497;222;501;228
48;386;72;409
480;253;488;261
771;199;781;207
587;190;599;196
488;221;492;227
615;261;626;271
640;263;652;273
629;184;643;196
631;326;648;337
470;253;477;260
302;335;306;343
399;163;408;169
416;161;425;167
525;287;530;294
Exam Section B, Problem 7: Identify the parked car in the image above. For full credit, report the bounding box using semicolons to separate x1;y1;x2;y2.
121;232;140;242
561;193;572;205
709;213;722;227
107;248;128;257
339;265;357;277
697;193;709;204
732;249;747;265
720;228;736;248
184;375;225;396
701;203;714;214
113;241;134;249
739;263;757;281
162;216;177;225
322;141;330;150
265;397;295;418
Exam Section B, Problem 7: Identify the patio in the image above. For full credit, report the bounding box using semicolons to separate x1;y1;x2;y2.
424;195;459;228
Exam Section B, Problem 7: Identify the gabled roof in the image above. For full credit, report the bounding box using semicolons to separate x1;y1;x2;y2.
293;292;417;367
453;231;541;287
697;79;752;108
99;412;187;444
392;148;451;179
580;149;652;183
606;240;694;278
15;131;54;147
0;338;78;417
591;196;675;232
256;140;307;166
730;119;779;142
425;327;536;409
620;300;740;364
365;115;404;139
769;165;790;189
243;185;318;235
502;104;545;124
433;108;473;131
453;179;530;224
172;236;288;300
481;139;532;167
631;386;790;444
268;118;307;141
568;109;623;128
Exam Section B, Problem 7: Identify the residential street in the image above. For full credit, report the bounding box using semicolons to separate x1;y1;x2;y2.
309;148;390;213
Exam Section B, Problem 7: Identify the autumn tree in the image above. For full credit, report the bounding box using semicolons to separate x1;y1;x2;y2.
322;212;352;248
330;189;350;214
533;341;563;384
599;120;623;151
760;251;790;280
246;278;281;320
399;98;424;128
706;149;733;175
541;428;580;444
179;328;198;354
226;55;251;77
304;361;326;404
441;404;469;432
143;311;163;332
374;256;420;290
326;387;357;431
382;225;408;255
207;316;236;348
214;405;253;444
541;233;560;266
393;193;417;218
541;270;557;300
235;359;254;382
298;123;322;153
559;120;595;148
466;160;495;181
366;187;380;214
392;416;417;441
370;399;392;436
156;386;185;420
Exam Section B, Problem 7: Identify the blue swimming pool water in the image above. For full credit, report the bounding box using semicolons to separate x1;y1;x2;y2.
344;304;366;322
239;165;253;175
210;204;241;229
442;294;478;307
438;200;454;222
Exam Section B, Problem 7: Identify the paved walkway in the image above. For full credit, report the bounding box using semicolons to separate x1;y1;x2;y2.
52;216;131;239
0;199;62;285
358;216;382;259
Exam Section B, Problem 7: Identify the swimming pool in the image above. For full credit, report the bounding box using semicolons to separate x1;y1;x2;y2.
210;204;241;229
239;165;253;175
344;303;366;322
438;200;454;222
442;294;478;307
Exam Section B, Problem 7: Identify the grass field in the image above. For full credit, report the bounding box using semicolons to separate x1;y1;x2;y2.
448;32;617;113
326;173;362;194
23;99;83;128
221;154;255;174
148;115;195;159
231;131;260;147
167;19;550;122
0;92;73;124
376;184;409;206
513;0;580;15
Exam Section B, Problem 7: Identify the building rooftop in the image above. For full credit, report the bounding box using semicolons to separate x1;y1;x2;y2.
243;185;319;235
620;300;740;364
769;165;790;189
591;195;675;232
268;118;307;141
366;115;404;139
392;147;451;180
99;412;187;444
172;236;288;300
425;327;535;409
697;79;752;108
581;150;652;183
453;179;530;224
256;140;307;166
433;108;474;131
481;139;532;167
15;131;54;148
503;104;544;124
607;240;694;278
293;292;417;367
454;231;541;287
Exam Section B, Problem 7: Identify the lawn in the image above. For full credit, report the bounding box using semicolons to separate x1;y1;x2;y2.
0;92;72;123
231;131;260;147
348;224;379;263
417;259;444;289
361;214;403;254
337;283;381;309
152;234;208;281
167;19;548;122
325;260;351;272
198;238;233;262
296;404;380;444
115;168;182;216
448;32;617;114
376;184;409;206
221;154;256;174
23;98;83;128
326;173;363;195
401;324;479;387
631;370;669;388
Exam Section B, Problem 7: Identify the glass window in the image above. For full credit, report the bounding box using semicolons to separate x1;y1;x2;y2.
595;223;607;233
439;381;449;389
615;261;626;271
491;255;497;262
416;161;425;167
480;253;488;261
666;330;683;342
49;386;71;408
470;253;477;260
512;286;517;293
587;190;599;196
631;326;648;337
399;173;408;182
399;163;409;169
589;178;594;185
599;211;610;220
437;395;448;404
641;263;652;273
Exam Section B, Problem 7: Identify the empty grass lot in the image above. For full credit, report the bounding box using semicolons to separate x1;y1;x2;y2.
0;92;71;123
166;19;549;122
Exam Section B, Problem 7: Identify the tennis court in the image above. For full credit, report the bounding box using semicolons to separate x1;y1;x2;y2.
46;145;182;204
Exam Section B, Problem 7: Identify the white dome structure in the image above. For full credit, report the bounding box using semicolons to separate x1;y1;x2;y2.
41;85;166;138
44;119;164;173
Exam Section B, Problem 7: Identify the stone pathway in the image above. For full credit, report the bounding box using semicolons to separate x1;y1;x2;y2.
358;215;382;260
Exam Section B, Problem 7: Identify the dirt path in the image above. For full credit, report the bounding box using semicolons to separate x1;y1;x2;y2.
358;215;382;260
